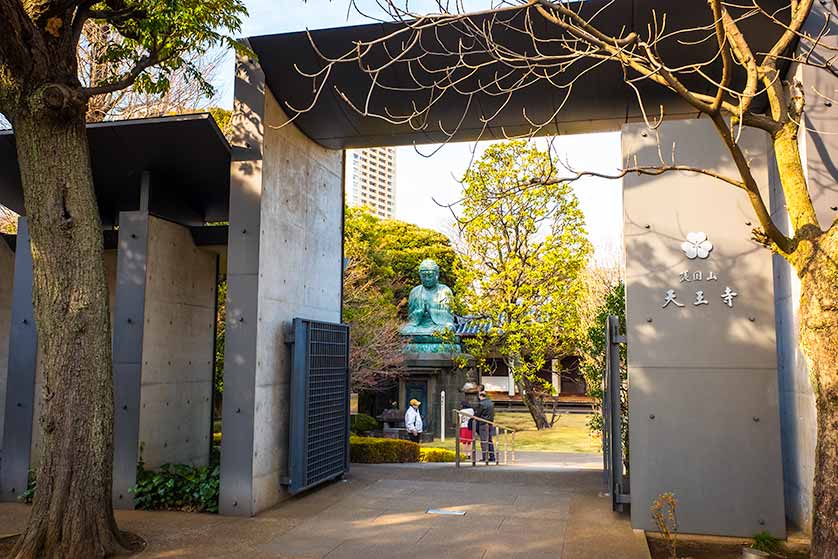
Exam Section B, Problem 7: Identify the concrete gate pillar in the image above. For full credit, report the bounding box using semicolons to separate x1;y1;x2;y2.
220;47;344;516
112;212;217;507
623;119;785;537
0;235;14;452
0;219;37;501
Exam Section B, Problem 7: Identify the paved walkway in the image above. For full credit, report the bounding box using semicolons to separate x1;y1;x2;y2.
0;453;649;559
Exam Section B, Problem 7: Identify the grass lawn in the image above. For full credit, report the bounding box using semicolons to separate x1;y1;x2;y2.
422;411;602;453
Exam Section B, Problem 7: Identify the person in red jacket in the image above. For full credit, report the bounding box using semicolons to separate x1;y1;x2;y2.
458;400;475;458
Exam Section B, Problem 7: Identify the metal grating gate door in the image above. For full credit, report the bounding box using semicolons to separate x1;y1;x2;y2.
602;314;629;512
287;318;350;494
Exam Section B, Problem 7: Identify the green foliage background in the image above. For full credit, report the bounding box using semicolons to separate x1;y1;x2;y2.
344;206;461;311
207;107;232;138
579;281;627;462
343;207;463;391
350;413;379;434
94;0;249;100
214;280;227;396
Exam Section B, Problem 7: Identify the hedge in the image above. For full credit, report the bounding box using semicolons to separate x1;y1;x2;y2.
419;448;459;463
350;436;420;463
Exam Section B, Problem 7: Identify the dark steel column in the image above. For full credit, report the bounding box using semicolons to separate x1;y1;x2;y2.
0;218;37;501
111;211;149;509
219;42;264;517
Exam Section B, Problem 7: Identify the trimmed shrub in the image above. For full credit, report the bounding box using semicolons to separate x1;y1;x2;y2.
350;436;419;463
419;448;459;463
350;413;379;434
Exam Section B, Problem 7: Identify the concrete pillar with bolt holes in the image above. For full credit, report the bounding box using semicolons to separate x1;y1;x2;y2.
0;234;14;453
112;212;218;508
0;219;36;502
219;45;344;517
623;119;785;537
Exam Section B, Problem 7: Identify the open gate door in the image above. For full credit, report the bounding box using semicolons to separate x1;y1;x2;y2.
602;315;630;512
287;318;351;494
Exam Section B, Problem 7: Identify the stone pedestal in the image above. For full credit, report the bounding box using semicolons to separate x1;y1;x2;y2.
399;353;470;439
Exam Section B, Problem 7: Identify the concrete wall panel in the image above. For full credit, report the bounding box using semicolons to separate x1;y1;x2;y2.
220;50;343;516
629;367;784;536
623;119;785;537
112;213;150;508
623;123;776;371
250;89;342;513
138;216;215;468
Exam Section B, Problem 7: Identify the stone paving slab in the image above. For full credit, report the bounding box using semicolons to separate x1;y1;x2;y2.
351;461;606;493
0;453;649;559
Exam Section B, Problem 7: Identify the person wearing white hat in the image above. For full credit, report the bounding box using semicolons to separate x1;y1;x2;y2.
405;399;423;443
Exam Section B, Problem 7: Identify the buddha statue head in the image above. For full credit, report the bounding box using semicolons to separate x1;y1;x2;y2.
418;258;440;289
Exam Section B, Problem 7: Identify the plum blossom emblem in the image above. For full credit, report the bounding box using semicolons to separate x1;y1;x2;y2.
681;232;713;260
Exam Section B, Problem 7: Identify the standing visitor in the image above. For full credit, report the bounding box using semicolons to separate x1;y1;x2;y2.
458;400;475;458
476;391;496;463
405;399;423;443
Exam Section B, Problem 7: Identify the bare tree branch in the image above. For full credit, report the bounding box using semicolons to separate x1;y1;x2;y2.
286;0;832;255
81;52;164;98
343;258;406;391
80;21;224;122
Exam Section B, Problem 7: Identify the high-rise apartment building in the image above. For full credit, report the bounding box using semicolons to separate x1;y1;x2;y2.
345;147;396;219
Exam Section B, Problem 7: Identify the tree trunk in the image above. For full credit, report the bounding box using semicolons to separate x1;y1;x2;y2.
517;378;551;430
798;231;838;559
9;107;127;558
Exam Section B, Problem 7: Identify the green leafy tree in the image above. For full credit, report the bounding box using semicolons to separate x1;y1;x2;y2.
343;248;405;392
457;141;591;429
343;209;403;390
344;206;461;314
213;278;227;417
0;2;245;557
79;18;228;123
207;106;232;138
580;281;627;467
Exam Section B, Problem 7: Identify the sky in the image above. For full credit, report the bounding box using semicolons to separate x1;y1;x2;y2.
212;0;624;262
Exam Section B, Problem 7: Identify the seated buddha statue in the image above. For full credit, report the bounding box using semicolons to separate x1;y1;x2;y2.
400;259;460;352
